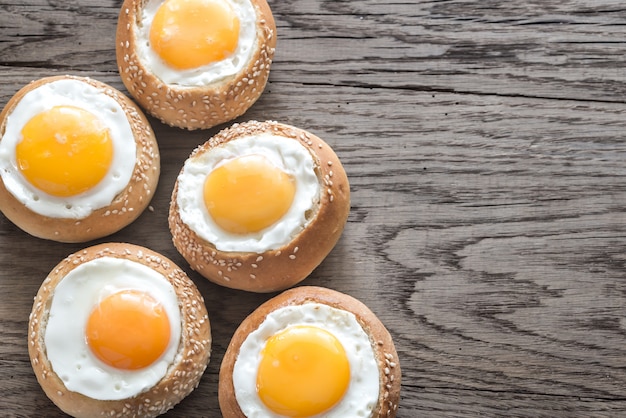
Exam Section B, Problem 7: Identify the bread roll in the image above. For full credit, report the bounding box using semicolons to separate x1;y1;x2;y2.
0;75;159;243
218;286;401;417
116;0;277;130
169;120;350;293
28;243;212;418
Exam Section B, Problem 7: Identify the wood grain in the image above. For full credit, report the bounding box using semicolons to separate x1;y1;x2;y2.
1;0;626;416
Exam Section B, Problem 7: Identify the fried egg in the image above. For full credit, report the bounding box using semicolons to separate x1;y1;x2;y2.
232;302;380;417
135;0;257;86
0;78;136;219
176;133;320;253
43;256;181;401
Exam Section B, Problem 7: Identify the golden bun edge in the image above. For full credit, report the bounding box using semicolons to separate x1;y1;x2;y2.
115;0;277;131
0;75;160;243
28;242;212;418
168;120;351;293
218;285;402;418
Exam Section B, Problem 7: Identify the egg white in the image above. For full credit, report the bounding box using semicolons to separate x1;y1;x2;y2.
43;257;182;401
135;0;257;87
0;78;137;219
232;302;380;417
176;133;320;253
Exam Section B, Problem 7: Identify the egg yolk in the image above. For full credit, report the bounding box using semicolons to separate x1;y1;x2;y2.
149;0;240;70
86;290;171;370
203;155;296;234
16;105;113;197
256;325;351;417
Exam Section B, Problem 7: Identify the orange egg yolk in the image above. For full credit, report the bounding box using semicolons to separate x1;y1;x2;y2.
256;325;351;417
203;155;296;234
149;0;240;70
16;105;113;197
86;290;171;370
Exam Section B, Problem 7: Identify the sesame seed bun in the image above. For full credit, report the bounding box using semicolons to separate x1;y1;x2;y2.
115;0;277;131
218;286;402;417
0;75;160;243
28;243;212;418
168;120;351;293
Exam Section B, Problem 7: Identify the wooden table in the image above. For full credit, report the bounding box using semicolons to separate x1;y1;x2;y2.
2;0;626;416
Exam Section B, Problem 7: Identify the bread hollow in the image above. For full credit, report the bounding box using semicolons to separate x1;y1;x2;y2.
0;75;160;243
168;120;351;293
115;0;277;130
218;285;402;417
28;242;212;418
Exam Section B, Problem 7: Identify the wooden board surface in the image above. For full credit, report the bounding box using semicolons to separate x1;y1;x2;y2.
1;0;626;416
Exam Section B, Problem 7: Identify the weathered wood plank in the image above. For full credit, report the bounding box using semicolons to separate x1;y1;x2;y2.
1;1;625;101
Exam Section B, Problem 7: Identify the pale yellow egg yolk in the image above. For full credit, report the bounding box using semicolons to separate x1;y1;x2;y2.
16;105;113;197
149;0;240;70
86;290;171;370
256;325;351;417
203;155;296;234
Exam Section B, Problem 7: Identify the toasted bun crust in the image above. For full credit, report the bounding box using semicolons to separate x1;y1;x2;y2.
0;75;160;243
28;243;212;418
218;286;401;417
168;120;350;293
116;0;277;130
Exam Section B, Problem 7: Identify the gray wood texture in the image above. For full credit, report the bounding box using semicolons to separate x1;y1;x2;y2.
1;0;626;416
